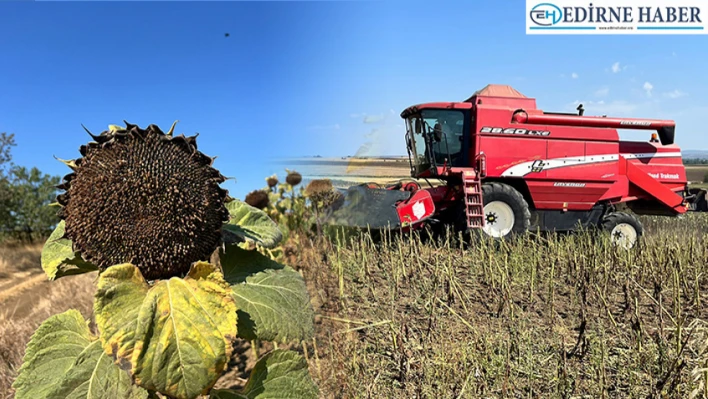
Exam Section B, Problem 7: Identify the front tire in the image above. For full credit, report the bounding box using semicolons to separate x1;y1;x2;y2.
601;211;643;249
481;183;531;238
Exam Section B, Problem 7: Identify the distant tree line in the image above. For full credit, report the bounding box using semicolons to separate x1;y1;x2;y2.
0;132;61;244
684;158;708;165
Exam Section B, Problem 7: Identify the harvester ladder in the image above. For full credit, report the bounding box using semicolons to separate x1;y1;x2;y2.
463;171;484;229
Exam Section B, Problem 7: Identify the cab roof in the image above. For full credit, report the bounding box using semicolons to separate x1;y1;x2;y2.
400;84;536;118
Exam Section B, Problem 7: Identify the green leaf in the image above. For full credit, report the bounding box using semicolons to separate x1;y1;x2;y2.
50;340;150;399
267;192;281;205
220;244;285;283
220;245;314;343
12;309;149;399
94;262;238;399
41;220;98;280
223;200;283;248
210;350;318;399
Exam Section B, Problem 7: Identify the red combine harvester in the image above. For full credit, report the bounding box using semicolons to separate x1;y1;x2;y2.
325;84;697;248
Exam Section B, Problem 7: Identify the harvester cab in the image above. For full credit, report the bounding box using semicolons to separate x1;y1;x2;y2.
323;84;697;248
406;108;467;175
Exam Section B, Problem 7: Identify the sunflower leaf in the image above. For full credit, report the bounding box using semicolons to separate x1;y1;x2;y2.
12;309;149;399
94;262;238;399
209;350;318;399
220;245;314;343
41;220;98;280
222;200;283;249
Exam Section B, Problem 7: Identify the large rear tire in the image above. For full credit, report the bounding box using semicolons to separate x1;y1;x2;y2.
454;182;531;239
481;183;531;238
601;211;643;249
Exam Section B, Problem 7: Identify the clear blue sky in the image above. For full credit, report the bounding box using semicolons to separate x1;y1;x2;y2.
2;1;707;199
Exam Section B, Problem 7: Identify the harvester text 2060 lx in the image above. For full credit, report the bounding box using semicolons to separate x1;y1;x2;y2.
325;84;704;248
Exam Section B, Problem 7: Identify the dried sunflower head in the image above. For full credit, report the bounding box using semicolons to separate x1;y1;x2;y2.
266;175;278;188
56;121;230;281
305;179;340;208
244;189;269;210
286;171;302;186
304;179;333;197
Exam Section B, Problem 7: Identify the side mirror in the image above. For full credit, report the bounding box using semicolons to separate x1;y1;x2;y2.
414;119;422;134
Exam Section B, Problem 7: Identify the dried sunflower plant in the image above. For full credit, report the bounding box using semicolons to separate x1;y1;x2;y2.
11;122;318;399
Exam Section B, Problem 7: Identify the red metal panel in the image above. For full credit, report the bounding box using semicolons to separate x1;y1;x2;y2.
544;139;586;181
598;177;629;203
476;107;619;142
480;136;547;179
529;181;612;210
396;189;436;227
625;160;687;214
585;141;620;182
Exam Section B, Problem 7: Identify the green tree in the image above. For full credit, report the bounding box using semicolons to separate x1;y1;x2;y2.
0;132;61;243
0;133;17;231
7;166;61;242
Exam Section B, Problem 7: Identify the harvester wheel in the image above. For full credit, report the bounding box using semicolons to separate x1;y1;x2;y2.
456;182;531;239
601;212;643;249
695;190;708;212
687;188;707;212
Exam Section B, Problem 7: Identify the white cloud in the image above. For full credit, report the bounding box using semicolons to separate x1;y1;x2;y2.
643;81;654;96
608;61;631;73
664;89;687;99
611;62;621;73
594;87;610;97
571;72;578;79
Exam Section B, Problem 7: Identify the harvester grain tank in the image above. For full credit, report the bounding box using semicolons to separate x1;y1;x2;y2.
324;84;698;248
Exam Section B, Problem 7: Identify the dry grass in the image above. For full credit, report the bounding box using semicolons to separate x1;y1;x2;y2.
0;244;44;278
293;212;708;398
0;242;99;398
0;266;97;398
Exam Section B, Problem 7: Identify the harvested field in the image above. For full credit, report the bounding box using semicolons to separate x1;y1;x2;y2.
687;165;708;184
295;212;708;398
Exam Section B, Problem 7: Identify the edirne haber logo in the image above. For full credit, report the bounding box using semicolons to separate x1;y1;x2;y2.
526;0;707;34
